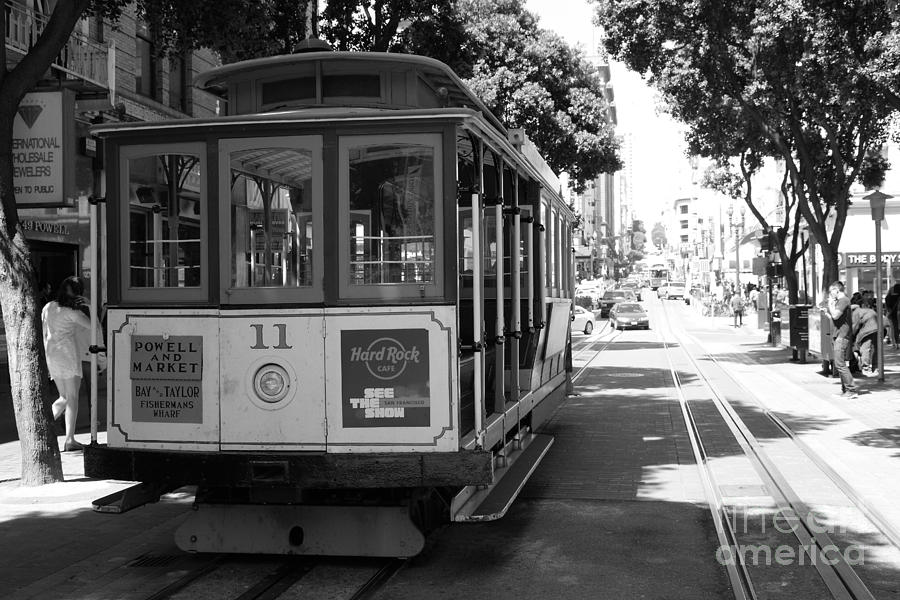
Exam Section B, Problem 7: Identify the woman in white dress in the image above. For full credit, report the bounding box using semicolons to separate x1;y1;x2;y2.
41;277;91;451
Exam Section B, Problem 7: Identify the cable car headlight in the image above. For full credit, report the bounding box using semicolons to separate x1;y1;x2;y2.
253;364;290;403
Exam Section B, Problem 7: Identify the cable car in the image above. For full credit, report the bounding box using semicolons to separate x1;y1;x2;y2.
84;50;576;557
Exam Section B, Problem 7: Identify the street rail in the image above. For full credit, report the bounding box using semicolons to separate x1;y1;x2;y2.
140;556;404;600
658;298;878;600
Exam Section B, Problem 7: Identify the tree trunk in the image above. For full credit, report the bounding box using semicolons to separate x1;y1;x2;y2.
0;124;62;485
783;265;800;305
819;242;841;292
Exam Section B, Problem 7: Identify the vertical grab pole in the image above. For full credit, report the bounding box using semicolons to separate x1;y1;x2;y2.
494;165;505;413
471;191;485;448
538;209;547;328
89;198;99;445
510;173;521;405
527;210;534;329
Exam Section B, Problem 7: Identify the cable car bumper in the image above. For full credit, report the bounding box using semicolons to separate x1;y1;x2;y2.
84;444;493;489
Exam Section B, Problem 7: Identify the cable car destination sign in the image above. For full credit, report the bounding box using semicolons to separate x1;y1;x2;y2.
131;336;203;423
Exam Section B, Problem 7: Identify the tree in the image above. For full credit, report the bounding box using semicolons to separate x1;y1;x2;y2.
410;0;622;190
595;0;898;288
153;0;622;188
702;158;808;302
650;222;667;250
0;0;137;485
321;0;456;53
0;0;319;484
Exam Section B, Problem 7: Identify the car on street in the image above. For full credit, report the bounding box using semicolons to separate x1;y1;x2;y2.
571;305;596;334
598;289;637;318
610;302;650;330
619;282;642;301
575;281;604;309
661;281;687;300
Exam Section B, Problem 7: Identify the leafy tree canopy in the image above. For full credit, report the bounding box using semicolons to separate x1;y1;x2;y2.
594;0;899;283
422;0;622;189
650;221;667;249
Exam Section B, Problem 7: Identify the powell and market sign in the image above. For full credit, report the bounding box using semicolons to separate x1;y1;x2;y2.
12;91;76;207
840;252;900;268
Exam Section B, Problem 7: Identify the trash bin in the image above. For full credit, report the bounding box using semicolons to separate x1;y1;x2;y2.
789;304;811;363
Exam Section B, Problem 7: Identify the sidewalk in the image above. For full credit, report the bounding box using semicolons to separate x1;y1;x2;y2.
0;432;194;599
681;304;900;547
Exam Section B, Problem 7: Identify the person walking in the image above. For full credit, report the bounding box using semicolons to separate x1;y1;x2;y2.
821;281;858;399
850;297;879;374
731;293;745;327
41;276;92;452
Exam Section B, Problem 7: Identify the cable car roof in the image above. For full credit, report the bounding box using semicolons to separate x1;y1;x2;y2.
193;51;509;136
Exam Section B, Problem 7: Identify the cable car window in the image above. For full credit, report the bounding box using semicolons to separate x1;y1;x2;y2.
519;206;531;292
484;213;497;289
541;203;549;289
459;208;474;293
339;133;443;300
229;149;314;288
126;151;203;291
220;137;323;304
550;207;557;292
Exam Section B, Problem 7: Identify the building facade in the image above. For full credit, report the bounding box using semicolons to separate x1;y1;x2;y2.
7;2;219;300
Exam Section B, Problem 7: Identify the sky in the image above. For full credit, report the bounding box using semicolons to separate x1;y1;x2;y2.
525;0;694;226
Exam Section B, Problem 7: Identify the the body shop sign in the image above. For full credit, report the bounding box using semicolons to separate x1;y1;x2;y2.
341;329;430;428
13;91;74;207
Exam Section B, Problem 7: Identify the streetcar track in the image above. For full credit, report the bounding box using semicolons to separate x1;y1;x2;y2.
677;325;900;564
347;558;407;600
136;555;410;600
653;301;756;600
658;299;877;600
572;327;622;384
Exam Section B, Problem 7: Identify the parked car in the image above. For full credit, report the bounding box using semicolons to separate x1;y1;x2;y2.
610;302;651;330
662;281;687;300
599;289;636;318
571;305;596;334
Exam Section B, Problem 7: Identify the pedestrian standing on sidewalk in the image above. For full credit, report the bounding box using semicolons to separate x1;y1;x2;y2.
41;277;92;452
749;287;759;311
821;281;858;399
731;293;745;327
886;283;900;350
850;297;878;375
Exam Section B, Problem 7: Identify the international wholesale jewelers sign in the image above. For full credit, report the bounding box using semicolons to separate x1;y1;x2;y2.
12;91;75;207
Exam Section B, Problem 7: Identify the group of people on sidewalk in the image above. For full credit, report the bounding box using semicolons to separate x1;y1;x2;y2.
823;281;900;400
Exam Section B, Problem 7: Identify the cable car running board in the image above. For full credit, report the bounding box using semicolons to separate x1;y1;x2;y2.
451;433;553;522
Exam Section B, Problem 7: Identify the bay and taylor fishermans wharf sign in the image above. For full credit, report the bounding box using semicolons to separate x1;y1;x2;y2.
131;336;203;423
341;329;431;428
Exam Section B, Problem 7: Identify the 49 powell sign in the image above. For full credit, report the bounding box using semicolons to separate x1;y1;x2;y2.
131;336;203;423
341;329;431;428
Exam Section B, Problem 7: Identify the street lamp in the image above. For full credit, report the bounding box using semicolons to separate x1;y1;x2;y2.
865;189;891;383
727;204;746;294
